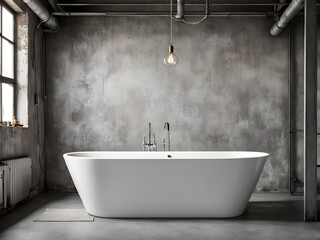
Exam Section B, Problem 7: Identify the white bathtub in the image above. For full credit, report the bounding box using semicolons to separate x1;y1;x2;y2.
63;151;268;218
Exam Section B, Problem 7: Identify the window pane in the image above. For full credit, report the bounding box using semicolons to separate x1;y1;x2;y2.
2;39;14;78
2;7;14;41
2;83;14;122
0;6;2;34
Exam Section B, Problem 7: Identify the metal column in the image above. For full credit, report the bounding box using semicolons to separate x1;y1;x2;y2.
304;0;317;222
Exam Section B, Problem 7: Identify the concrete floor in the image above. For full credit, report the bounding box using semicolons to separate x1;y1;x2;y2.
0;193;319;240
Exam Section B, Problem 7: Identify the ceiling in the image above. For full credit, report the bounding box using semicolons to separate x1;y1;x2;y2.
51;0;292;16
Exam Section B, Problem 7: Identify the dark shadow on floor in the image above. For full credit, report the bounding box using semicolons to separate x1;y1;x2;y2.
107;200;315;223
239;200;304;221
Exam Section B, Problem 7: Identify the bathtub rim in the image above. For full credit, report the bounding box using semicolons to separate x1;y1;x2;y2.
63;151;269;160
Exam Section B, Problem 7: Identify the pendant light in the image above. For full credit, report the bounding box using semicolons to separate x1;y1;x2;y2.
164;0;178;67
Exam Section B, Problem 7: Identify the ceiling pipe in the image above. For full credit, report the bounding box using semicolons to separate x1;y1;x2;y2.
47;0;59;12
270;0;304;36
23;0;59;32
175;0;184;19
52;11;278;17
56;2;290;7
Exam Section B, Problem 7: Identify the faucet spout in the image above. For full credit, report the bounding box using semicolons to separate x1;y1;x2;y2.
164;122;170;131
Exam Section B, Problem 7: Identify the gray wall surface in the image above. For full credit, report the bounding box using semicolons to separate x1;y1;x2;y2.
0;9;45;196
45;17;289;191
290;17;320;193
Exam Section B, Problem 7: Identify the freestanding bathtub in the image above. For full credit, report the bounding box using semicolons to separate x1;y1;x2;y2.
63;151;268;218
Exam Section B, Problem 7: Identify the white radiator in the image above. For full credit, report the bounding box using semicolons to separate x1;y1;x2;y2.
1;157;32;206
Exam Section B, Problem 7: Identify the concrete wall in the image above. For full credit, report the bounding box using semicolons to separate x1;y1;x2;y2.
0;9;45;196
290;17;320;193
45;16;289;191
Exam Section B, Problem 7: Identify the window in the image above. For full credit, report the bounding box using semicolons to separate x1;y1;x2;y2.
0;4;15;124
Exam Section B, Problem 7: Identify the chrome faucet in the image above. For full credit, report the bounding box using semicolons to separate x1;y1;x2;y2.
163;122;170;151
142;122;157;151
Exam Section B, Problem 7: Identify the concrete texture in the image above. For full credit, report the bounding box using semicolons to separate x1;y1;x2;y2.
290;17;320;193
45;16;289;191
0;9;45;196
0;192;320;240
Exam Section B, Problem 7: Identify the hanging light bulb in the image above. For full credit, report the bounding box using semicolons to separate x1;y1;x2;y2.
164;0;178;67
164;45;178;67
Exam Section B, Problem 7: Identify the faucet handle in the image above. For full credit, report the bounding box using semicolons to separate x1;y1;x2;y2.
142;135;146;151
152;133;157;151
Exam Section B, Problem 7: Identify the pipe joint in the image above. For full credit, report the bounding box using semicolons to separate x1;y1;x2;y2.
270;0;304;36
23;0;59;32
175;0;184;19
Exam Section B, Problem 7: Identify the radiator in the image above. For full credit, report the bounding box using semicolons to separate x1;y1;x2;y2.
1;157;32;206
0;164;8;209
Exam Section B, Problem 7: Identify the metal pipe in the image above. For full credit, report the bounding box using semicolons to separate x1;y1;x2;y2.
290;129;320;135
175;0;184;19
52;11;278;17
304;0;317;222
288;22;294;195
56;2;290;6
180;0;209;24
270;0;304;36
23;0;59;32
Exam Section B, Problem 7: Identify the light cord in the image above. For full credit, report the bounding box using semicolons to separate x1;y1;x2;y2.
170;0;173;45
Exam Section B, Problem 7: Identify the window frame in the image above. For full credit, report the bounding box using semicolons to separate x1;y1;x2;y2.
0;2;16;123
